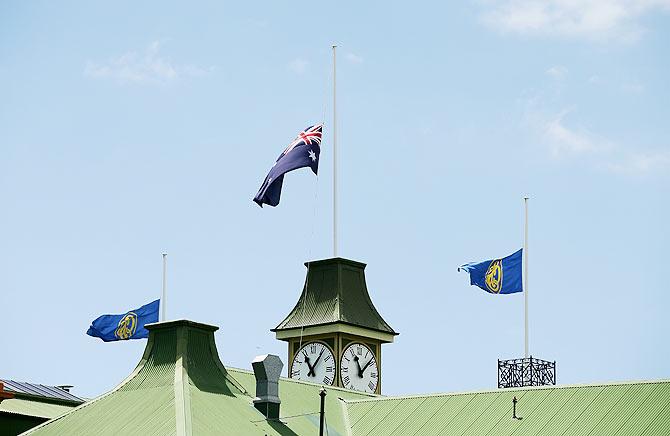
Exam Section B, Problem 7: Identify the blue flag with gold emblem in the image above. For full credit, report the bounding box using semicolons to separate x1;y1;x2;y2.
86;300;160;342
458;249;523;294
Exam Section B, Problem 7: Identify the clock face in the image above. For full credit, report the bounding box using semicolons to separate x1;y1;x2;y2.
340;342;378;393
290;341;336;386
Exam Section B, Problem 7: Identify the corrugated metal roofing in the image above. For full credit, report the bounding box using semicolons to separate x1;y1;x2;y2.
342;381;670;436
273;257;397;334
0;397;74;419
227;367;372;435
17;318;670;435
22;320;369;436
1;380;84;403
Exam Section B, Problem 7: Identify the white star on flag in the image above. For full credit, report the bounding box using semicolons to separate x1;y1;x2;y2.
308;150;317;162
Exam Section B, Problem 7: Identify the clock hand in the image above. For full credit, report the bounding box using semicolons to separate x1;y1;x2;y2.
353;355;363;378
303;354;315;376
359;358;374;376
309;349;325;377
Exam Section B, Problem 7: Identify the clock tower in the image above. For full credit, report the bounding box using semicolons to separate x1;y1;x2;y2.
272;257;397;394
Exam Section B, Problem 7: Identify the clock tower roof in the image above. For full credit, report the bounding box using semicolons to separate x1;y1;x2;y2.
272;257;397;339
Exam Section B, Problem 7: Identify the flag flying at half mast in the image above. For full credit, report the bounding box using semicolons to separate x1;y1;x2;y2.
253;124;322;207
458;249;523;295
86;299;160;342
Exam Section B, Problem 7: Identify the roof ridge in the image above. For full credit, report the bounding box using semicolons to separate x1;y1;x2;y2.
335;261;342;322
339;379;670;404
174;323;193;436
226;367;378;398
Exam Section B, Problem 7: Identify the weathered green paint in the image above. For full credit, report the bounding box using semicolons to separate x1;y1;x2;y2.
273;258;397;339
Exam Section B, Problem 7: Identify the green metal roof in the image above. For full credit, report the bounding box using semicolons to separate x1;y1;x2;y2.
0;397;75;420
21;319;369;436
341;380;670;436
273;257;397;335
19;318;670;435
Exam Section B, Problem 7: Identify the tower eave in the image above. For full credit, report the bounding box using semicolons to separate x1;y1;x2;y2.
272;320;398;343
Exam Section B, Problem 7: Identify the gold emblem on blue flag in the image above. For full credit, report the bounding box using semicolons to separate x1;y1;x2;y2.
87;300;159;342
484;259;503;293
114;312;138;340
459;249;522;295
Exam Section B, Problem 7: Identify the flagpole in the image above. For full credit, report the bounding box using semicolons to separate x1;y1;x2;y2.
332;45;338;258
161;252;167;322
524;197;529;358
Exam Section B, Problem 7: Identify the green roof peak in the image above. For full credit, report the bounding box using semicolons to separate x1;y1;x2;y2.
24;319;370;435
23;319;265;435
273;257;397;337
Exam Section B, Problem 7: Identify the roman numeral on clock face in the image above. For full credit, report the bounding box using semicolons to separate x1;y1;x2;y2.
340;342;378;394
291;342;335;386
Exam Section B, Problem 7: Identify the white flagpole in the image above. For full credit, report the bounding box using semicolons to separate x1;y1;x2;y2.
332;45;338;258
524;197;529;358
161;252;167;322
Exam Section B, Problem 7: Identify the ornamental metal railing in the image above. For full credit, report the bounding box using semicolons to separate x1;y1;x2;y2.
498;356;556;388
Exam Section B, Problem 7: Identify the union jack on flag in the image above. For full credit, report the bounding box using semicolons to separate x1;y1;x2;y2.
253;124;323;208
282;124;323;156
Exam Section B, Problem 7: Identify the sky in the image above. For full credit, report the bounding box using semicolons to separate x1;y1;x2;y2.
1;1;669;399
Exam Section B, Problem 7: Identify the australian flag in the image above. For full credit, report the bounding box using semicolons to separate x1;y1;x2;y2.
253;124;322;207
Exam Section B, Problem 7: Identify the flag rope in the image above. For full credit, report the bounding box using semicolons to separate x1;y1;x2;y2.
297;170;320;352
298;46;334;352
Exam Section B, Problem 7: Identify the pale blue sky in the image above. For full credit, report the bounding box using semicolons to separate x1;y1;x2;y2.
1;1;669;398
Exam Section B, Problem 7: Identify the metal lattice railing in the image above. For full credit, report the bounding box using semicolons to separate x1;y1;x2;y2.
498;357;556;388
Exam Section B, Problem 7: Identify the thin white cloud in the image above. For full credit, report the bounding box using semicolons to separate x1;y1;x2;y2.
288;58;309;75
546;65;568;78
605;149;670;174
84;41;213;84
523;95;667;176
543;110;609;157
345;52;364;64
480;0;670;42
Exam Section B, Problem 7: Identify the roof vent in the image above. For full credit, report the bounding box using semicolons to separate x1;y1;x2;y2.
56;385;74;392
252;354;283;420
